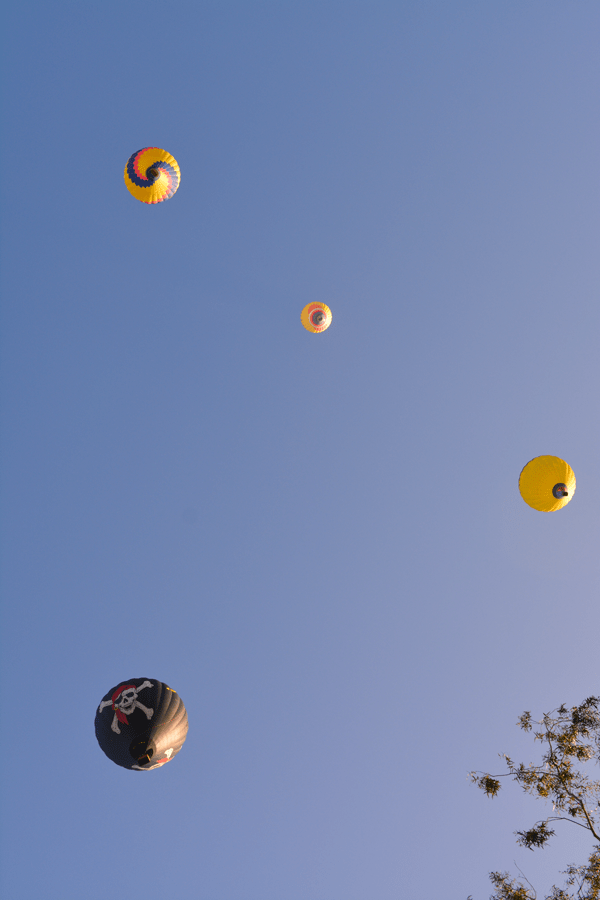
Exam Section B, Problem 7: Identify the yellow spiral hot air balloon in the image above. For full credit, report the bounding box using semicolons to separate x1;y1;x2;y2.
301;302;332;333
124;148;180;204
519;455;576;512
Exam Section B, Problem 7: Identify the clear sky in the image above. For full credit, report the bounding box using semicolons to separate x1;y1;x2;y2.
1;3;599;898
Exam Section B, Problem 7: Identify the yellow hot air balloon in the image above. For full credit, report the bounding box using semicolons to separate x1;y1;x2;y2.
301;302;332;333
124;148;180;204
519;455;576;512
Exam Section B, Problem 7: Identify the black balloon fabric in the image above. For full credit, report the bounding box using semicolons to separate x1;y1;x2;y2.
95;678;188;770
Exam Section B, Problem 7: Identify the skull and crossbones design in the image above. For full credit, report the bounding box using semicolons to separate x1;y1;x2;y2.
98;681;154;734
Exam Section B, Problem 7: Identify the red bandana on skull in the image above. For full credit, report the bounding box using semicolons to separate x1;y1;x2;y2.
111;684;136;725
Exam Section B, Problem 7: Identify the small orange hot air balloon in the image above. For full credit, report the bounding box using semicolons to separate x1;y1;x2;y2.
301;302;332;333
519;456;576;512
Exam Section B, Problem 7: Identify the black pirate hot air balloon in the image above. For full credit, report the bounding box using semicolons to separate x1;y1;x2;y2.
95;678;188;770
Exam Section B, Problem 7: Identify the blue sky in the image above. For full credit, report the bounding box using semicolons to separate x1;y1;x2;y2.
1;3;600;898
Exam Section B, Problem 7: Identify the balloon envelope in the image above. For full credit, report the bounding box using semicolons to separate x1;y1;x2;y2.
301;302;332;333
519;455;576;512
95;678;188;770
124;148;180;204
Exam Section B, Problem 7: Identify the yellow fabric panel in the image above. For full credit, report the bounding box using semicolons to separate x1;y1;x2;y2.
136;148;161;169
301;302;332;333
131;175;168;203
124;179;166;203
519;455;576;512
133;147;180;176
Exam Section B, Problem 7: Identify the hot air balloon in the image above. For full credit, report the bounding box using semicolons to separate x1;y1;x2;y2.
301;302;332;333
124;148;180;204
519;455;576;512
95;678;188;770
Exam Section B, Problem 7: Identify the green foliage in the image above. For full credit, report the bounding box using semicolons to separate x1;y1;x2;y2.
469;697;600;899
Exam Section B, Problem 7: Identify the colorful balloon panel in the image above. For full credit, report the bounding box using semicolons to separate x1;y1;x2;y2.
95;678;188;770
124;148;180;204
519;455;576;512
301;302;332;333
